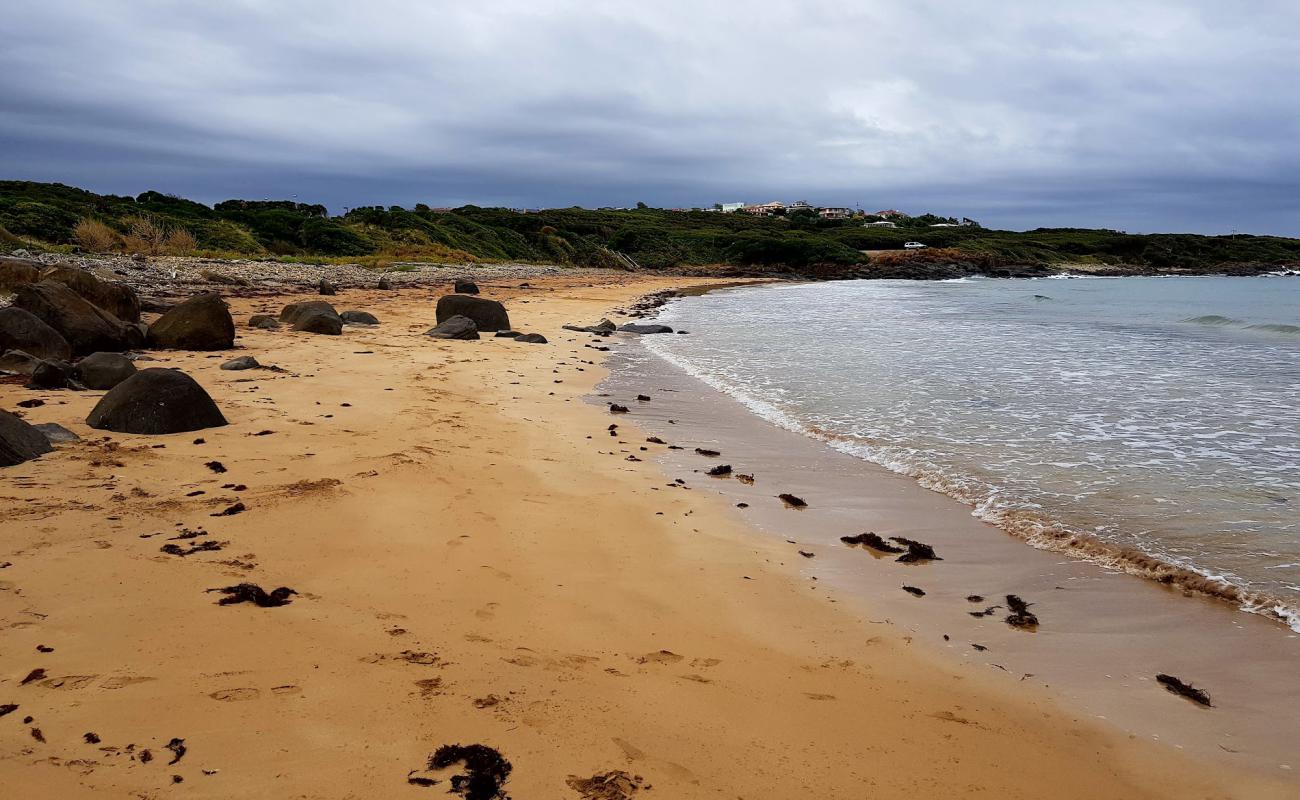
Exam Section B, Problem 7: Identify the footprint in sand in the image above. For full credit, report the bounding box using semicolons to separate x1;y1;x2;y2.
270;685;301;696
40;675;99;690
210;687;260;702
100;676;156;690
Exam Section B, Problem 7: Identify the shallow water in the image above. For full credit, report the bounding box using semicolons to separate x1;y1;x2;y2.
643;275;1300;628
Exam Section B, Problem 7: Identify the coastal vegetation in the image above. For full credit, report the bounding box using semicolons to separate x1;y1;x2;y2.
3;180;1298;274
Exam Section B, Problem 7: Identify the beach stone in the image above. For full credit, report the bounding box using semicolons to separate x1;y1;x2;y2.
294;312;343;335
13;281;132;356
425;315;479;340
454;279;479;294
147;293;236;351
220;356;260;371
0;408;53;467
33;422;80;443
27;359;79;390
562;318;617;333
318;278;337;296
435;295;509;332
340;310;378;325
0;256;41;292
377;276;394;290
0;307;72;362
0;350;40;375
514;333;548;344
74;352;137;390
86;368;228;435
42;266;141;323
248;314;280;330
494;330;523;338
618;323;674;334
279;300;339;326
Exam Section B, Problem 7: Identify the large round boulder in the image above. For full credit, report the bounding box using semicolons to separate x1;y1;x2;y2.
435;295;509;332
0;307;72;362
0;408;53;467
281;300;343;335
454;279;479;295
147;293;236;351
86;368;228;434
42;266;141;323
13;281;132;356
0;256;41;292
318;279;337;296
425;315;479;340
27;359;79;390
75;352;138;390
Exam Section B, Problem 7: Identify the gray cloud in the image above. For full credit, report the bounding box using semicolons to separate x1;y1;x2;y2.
2;0;1298;233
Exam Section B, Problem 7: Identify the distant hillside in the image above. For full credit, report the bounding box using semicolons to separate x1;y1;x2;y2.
2;180;1298;276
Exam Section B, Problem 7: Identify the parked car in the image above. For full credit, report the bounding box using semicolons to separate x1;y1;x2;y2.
903;241;927;249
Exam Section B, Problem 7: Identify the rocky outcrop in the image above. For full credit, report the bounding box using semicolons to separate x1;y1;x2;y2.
42;265;141;323
340;310;378;325
0;256;41;292
0;408;53;467
13;281;132;356
425;315;479;340
435;295;509;332
147;293;236;351
27;359;79;390
86;368;228;434
0;350;40;375
0;307;72;362
74;352;138;390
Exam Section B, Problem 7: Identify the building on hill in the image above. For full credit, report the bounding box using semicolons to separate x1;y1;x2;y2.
785;200;814;213
818;207;854;220
719;202;746;213
873;209;910;219
742;201;786;217
864;220;898;228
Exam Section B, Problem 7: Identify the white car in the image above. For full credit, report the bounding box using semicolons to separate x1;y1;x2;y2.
903;241;927;249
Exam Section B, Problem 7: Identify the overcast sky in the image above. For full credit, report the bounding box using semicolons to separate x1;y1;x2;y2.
3;1;1298;234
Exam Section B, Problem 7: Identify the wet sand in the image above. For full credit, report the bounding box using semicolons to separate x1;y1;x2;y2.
1;274;1293;798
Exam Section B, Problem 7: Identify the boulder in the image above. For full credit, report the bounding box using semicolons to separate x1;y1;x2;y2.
42;265;141;322
74;352;138;390
494;330;522;338
33;422;80;443
514;333;548;344
340;310;378;325
0;307;72;361
618;323;674;334
147;293;236;351
319;278;337;296
425;315;479;340
13;281;132;356
435;295;509;332
377;276;394;290
27;359;79;390
220;356;260;371
454;279;480;295
86;368;228;435
562;318;617;334
294;312;343;335
279;300;339;326
0;256;41;292
0;408;53;467
248;314;281;330
0;350;40;375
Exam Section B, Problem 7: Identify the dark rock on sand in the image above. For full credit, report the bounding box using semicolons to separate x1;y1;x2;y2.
220;356;260;371
42;266;141;323
318;279;337;296
33;422;80;443
0;256;41;291
562;319;617;334
902;585;926;597
86;368;228;434
425;315;479;340
609;403;629;414
0;307;72;362
494;330;522;338
208;583;296;607
778;493;807;508
377;276;394;290
454;279;480;294
74;352;137;390
14;281;131;356
0;350;41;376
694;448;721;457
27;359;80;390
248;314;281;330
618;323;674;334
341;310;379;325
147;293;236;351
295;313;343;335
280;300;343;335
280;300;339;325
706;464;733;476
514;333;547;344
0;408;54;467
435;295;510;332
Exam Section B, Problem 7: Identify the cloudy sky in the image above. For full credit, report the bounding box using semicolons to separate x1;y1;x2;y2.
3;1;1298;234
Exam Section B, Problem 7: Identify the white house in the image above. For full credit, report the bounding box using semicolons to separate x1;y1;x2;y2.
818;207;854;220
719;202;746;214
864;220;898;228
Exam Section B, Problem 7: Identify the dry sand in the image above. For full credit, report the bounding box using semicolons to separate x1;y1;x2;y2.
1;274;1288;798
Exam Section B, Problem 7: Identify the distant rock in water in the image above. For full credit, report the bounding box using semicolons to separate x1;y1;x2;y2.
147;293;236;351
340;310;378;325
74;352;137;390
86;368;228;434
435;295;509;332
0;408;53;467
454;279;480;294
425;315;479;340
0;307;72;362
13;281;132;356
618;323;674;334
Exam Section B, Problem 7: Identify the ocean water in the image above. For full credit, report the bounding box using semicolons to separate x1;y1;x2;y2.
643;275;1300;629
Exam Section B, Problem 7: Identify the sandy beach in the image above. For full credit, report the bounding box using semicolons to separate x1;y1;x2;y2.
2;272;1293;798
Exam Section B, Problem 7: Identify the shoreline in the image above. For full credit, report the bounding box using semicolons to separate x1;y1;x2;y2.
600;280;1300;780
1;271;1293;797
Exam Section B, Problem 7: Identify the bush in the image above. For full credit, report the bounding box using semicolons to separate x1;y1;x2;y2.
164;227;197;254
73;218;121;252
122;216;170;255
